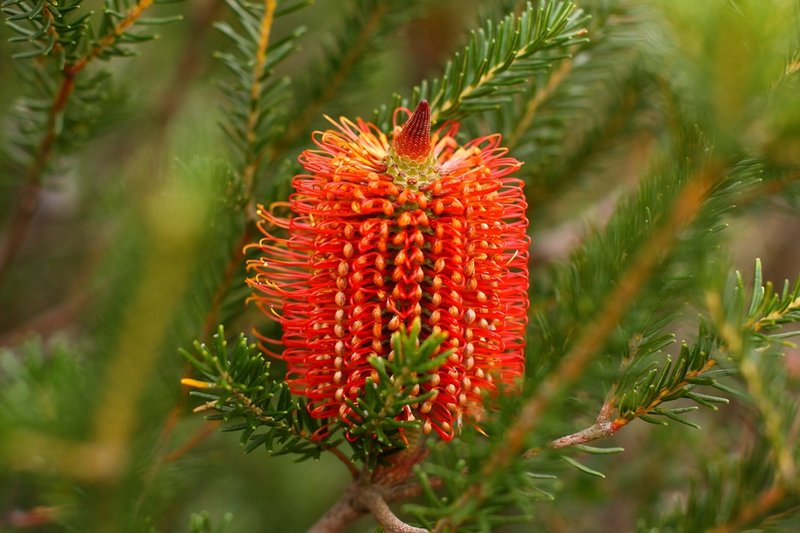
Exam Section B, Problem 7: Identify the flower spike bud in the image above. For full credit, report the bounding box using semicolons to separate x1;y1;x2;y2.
386;101;438;189
393;100;431;160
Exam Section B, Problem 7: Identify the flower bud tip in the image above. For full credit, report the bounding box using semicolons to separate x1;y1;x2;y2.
393;100;432;160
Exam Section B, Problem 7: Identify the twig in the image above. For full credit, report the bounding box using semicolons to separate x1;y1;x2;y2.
328;448;360;479
309;442;431;532
547;420;620;451
524;393;620;458
523;342;717;459
241;0;277;195
307;476;429;533
358;486;427;533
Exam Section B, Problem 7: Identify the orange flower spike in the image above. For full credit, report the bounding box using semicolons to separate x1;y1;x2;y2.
247;101;531;441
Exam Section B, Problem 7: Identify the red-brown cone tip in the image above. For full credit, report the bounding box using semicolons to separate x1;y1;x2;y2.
393;100;432;160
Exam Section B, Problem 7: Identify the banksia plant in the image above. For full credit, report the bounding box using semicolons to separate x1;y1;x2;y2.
2;1;800;533
246;100;529;441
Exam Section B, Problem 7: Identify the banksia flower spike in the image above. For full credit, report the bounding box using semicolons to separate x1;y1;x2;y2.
247;101;530;441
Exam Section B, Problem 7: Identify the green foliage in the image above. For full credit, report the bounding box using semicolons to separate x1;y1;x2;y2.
215;0;309;188
641;437;799;532
279;0;425;149
347;320;451;465
733;258;800;338
483;2;651;208
0;340;89;439
181;326;334;460
3;0;87;61
181;322;450;467
615;324;731;426
406;440;557;531
374;0;589;130
1;0;182;174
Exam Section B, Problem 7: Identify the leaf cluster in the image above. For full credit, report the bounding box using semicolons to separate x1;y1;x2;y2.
485;3;652;206
181;326;332;460
1;0;182;174
181;321;452;468
2;0;87;62
614;325;733;428
3;0;181;61
373;0;589;130
347;319;451;465
215;0;309;184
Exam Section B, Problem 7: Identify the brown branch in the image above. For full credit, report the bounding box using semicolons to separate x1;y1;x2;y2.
308;476;429;533
547;420;620;452
0;73;73;287
309;442;432;532
358;486;428;533
307;481;365;533
386;476;444;503
432;163;724;532
327;448;360;479
524;356;717;458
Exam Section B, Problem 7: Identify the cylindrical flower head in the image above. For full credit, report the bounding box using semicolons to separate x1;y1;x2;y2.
247;101;530;440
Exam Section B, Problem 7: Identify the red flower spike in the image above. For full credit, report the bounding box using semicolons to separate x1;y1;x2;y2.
247;103;530;442
392;100;432;160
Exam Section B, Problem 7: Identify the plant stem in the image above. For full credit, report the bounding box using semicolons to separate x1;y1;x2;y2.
307;477;429;533
241;0;277;195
